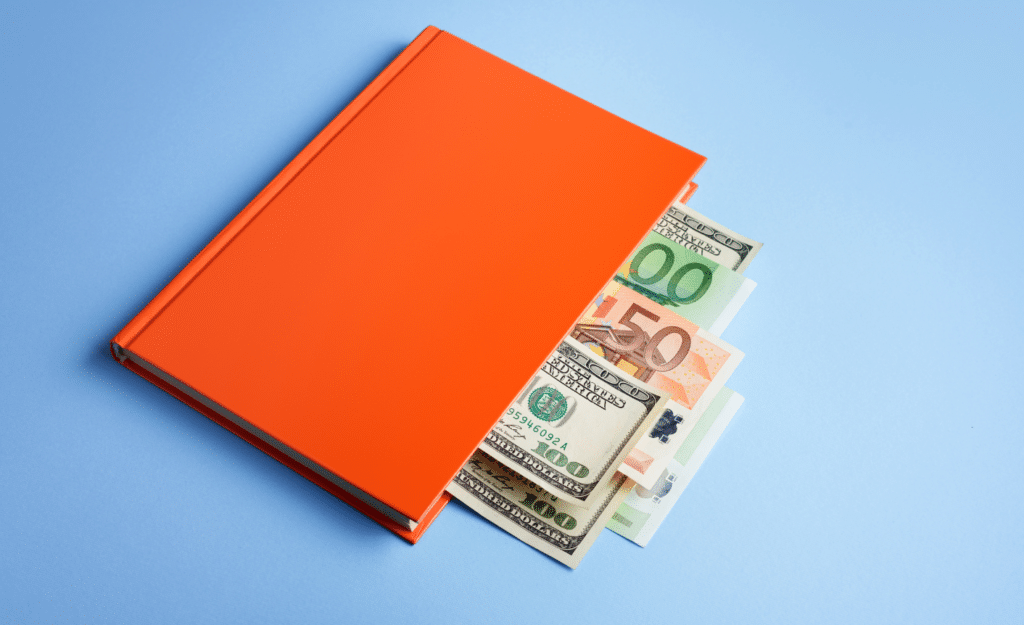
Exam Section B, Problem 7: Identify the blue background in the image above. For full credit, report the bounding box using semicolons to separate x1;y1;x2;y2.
2;1;1021;623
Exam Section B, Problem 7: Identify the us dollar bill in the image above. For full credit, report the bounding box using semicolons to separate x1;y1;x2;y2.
607;388;743;546
655;203;762;274
447;449;633;568
479;337;669;507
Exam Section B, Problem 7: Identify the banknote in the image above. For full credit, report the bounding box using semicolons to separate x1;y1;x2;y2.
575;282;743;489
614;230;755;336
654;203;762;274
448;450;633;568
607;387;743;546
479;337;669;507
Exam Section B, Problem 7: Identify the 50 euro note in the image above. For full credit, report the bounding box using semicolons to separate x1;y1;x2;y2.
656;203;762;274
447;449;633;569
575;282;743;489
615;229;756;336
608;387;744;546
478;337;669;508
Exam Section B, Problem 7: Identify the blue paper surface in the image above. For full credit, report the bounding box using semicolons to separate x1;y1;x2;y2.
2;1;1022;623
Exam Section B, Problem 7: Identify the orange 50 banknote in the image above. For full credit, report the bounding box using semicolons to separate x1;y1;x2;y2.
575;282;744;489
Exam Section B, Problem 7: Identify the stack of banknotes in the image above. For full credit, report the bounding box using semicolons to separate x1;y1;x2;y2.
446;200;762;568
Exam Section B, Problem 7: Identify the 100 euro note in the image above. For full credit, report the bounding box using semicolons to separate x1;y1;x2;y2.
575;282;743;489
478;337;669;507
615;229;756;336
607;387;744;546
656;203;762;274
448;449;633;569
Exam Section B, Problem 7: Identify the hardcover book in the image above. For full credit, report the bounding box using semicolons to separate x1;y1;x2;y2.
111;25;706;542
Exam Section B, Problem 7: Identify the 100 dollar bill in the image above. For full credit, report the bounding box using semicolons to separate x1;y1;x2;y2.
448;450;632;569
607;387;743;546
615;230;755;336
575;282;743;489
480;337;668;507
655;203;762;274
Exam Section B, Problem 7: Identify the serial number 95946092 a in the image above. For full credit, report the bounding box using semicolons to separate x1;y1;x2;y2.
505;408;567;450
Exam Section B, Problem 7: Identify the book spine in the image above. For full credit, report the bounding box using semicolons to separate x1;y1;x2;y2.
111;25;444;358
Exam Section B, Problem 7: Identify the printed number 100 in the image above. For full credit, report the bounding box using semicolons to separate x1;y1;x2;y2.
519;493;577;530
533;441;589;478
629;242;713;304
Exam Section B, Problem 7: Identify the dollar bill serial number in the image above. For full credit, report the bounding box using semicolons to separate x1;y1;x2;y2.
506;408;567;449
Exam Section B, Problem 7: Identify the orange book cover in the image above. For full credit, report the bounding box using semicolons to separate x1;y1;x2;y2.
111;25;706;543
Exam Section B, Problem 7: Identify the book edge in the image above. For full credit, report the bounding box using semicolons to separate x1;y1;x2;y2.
679;181;698;203
109;24;446;540
115;349;449;543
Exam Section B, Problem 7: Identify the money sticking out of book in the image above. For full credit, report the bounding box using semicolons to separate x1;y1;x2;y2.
446;200;762;568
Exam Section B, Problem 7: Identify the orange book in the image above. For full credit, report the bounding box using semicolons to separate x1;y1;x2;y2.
111;26;706;543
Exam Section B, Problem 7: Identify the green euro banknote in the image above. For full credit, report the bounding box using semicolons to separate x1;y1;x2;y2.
448;449;633;569
655;203;762;274
575;282;743;489
479;337;669;508
615;230;756;336
607;387;744;546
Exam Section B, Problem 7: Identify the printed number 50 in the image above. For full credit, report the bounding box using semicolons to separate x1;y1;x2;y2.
608;303;691;372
